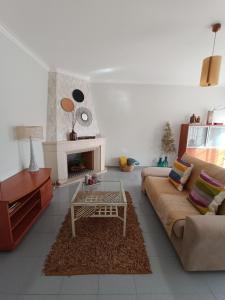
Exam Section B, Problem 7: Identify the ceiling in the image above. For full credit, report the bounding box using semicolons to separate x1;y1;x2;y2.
0;0;225;85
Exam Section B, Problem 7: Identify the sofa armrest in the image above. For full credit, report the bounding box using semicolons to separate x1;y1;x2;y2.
141;167;171;179
182;215;225;271
141;167;171;192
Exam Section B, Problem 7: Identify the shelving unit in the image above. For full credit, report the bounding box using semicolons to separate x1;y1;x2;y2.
178;124;225;167
0;168;52;250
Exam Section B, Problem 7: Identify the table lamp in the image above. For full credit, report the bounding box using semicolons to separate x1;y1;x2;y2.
15;126;43;172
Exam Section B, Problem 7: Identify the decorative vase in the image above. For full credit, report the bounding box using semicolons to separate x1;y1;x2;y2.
157;157;163;167
163;156;169;167
69;129;77;141
207;111;214;125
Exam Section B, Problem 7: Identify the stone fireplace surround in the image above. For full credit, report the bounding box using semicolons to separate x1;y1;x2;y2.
43;138;106;185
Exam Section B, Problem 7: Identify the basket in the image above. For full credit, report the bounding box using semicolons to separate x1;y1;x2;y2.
120;165;135;172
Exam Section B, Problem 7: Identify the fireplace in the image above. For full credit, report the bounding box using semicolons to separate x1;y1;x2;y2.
43;138;106;185
67;151;94;178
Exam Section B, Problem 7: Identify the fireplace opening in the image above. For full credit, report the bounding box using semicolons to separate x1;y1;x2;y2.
67;151;94;178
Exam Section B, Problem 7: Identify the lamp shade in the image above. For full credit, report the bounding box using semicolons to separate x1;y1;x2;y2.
15;126;43;140
200;55;222;87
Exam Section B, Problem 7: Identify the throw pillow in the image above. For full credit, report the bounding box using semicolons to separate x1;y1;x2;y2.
168;158;193;191
188;170;225;215
127;158;140;166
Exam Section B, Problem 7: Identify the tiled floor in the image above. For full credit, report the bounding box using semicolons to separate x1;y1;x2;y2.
0;168;225;300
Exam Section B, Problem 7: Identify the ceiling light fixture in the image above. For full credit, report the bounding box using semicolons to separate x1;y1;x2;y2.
200;23;222;87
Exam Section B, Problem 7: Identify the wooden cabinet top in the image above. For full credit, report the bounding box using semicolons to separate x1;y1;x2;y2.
181;123;225;128
0;168;51;203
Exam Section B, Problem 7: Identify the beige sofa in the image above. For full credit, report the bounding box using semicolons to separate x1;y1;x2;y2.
142;153;225;271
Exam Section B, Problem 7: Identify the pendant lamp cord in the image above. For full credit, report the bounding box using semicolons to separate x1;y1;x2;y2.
211;32;216;56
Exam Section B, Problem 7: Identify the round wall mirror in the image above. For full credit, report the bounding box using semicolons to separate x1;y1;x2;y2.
76;107;92;127
60;98;75;112
72;89;84;103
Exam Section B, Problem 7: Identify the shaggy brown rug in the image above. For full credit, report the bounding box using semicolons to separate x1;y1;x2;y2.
43;192;151;275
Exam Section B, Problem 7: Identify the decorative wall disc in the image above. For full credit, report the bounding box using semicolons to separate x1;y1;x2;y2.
72;89;84;102
76;107;92;127
60;98;75;112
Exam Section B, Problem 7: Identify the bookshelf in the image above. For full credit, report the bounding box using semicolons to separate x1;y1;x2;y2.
178;124;225;167
0;168;52;250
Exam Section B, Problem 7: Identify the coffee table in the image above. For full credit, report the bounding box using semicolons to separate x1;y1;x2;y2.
71;180;127;237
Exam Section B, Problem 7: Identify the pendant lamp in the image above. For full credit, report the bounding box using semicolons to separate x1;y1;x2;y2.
200;23;222;87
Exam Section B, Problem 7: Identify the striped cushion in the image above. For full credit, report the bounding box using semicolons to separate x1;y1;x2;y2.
168;158;193;191
188;171;225;215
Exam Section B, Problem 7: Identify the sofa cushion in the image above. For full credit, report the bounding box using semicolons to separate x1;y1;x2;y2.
168;158;193;191
144;176;183;201
188;170;225;215
158;193;200;236
173;219;185;239
182;153;225;191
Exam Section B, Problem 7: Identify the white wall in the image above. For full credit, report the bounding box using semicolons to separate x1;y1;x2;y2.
0;32;48;181
92;82;225;166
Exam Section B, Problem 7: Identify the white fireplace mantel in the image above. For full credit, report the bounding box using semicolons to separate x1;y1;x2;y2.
43;138;106;184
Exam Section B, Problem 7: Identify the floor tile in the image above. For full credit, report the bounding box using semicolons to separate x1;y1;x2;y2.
215;294;225;300
98;295;137;300
12;232;57;258
98;275;136;294
135;256;212;294
203;272;225;294
137;293;216;300
59;296;97;300
0;257;36;294
0;295;17;300
21;258;63;294
17;295;58;300
143;233;176;258
31;214;64;234
60;275;99;294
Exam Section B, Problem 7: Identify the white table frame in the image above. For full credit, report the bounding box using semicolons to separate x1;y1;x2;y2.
71;180;127;237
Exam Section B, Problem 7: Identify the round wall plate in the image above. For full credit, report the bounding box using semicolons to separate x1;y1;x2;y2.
60;98;75;112
76;107;92;127
72;89;84;103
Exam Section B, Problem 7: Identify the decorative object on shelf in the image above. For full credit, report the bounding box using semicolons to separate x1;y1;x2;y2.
60;98;78;140
161;122;176;155
206;106;225;125
200;23;222;87
157;157;163;167
76;107;93;127
196;116;200;123
189;114;200;124
162;156;169;167
92;173;98;184
83;174;99;185
69;129;77;141
85;174;90;185
15;126;43;172
72;89;84;103
119;156;139;172
207;110;214;125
